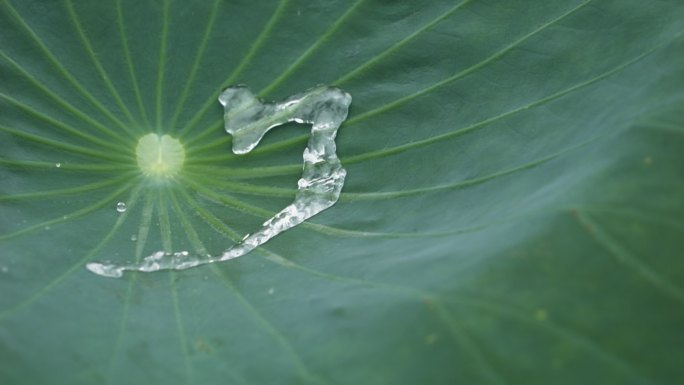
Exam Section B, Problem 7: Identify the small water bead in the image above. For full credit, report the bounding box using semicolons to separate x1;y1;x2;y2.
130;234;138;242
116;202;127;213
55;163;62;168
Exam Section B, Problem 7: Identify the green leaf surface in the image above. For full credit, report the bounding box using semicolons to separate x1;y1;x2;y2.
1;0;684;384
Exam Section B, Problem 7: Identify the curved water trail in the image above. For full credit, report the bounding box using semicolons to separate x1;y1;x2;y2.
87;85;351;278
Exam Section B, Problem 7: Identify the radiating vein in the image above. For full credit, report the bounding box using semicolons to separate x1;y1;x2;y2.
65;0;140;130
334;0;471;85
447;296;655;385
429;303;506;385
0;180;138;241
344;0;592;126
168;0;221;130
0;158;133;173
171;189;313;385
3;0;132;133
212;264;330;385
199;37;666;168
0;91;131;153
182;187;503;384
0;123;131;163
179;0;291;140
259;0;366;96
116;0;150;126
155;0;170;129
0;184;143;321
0;172;136;202
182;177;653;385
105;190;155;385
0;50;133;145
158;190;194;385
573;210;684;303
182;175;371;238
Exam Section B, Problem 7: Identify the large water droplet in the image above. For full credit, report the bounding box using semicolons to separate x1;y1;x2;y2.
116;202;127;213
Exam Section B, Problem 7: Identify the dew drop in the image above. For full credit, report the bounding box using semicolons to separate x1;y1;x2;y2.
116;202;127;213
55;162;62;168
1;266;8;273
130;234;138;242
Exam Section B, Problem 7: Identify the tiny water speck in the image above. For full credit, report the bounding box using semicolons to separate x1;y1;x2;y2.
1;266;8;273
116;202;127;213
130;234;138;242
55;163;62;168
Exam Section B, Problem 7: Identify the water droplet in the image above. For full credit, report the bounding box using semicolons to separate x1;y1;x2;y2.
116;202;127;213
1;266;8;273
130;234;138;241
55;162;62;168
268;287;275;295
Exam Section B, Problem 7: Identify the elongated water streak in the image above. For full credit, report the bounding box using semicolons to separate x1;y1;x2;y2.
87;85;351;278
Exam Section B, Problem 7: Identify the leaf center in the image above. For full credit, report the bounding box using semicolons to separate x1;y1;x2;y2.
136;133;185;178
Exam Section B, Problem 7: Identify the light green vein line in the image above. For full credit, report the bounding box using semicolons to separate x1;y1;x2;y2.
182;175;369;238
0;124;132;163
168;0;221;131
169;270;193;385
104;190;155;385
259;0;366;96
116;0;150;127
343;0;592;126
199;36;666;167
0;51;132;145
447;296;655;385
65;0;140;130
0;179;138;241
0;92;131;153
334;0;471;85
173;189;655;385
341;134;602;201
0;184;143;321
430;303;505;385
3;0;132;134
190;0;597;162
573;210;684;304
182;170;295;198
0;172;136;202
182;164;299;178
185;133;231;154
185;136;580;201
180;187;500;385
0;158;133;173
168;189;207;255
580;206;684;232
177;191;326;385
182;120;225;147
157;190;194;385
178;0;291;140
155;0;170;130
212;264;328;385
